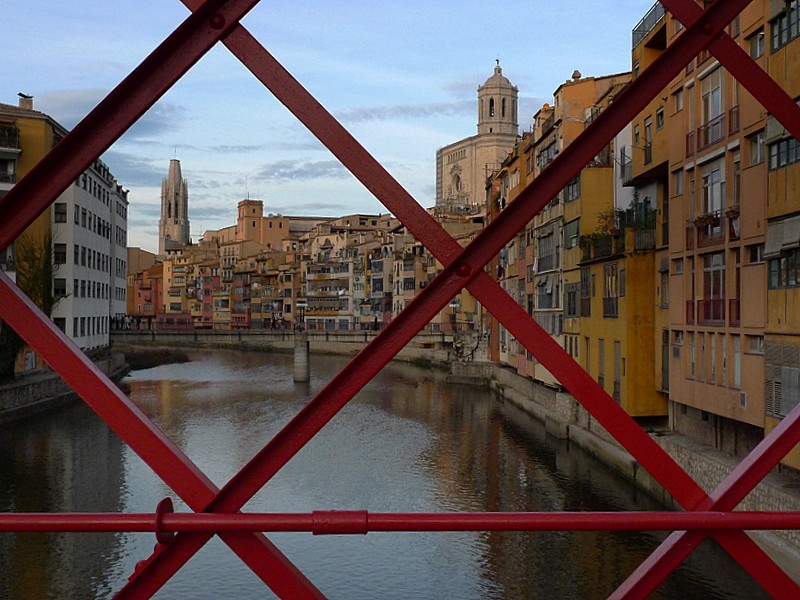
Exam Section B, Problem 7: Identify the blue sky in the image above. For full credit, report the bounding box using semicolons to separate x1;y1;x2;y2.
3;1;655;253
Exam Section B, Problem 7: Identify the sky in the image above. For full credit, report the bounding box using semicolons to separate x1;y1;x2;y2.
2;1;656;253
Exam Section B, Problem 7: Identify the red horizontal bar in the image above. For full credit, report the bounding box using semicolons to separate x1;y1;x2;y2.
3;510;800;534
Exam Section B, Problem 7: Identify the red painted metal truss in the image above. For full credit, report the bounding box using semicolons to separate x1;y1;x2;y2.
1;0;800;597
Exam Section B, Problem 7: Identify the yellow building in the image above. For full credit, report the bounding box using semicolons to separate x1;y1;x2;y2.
629;1;770;456
763;0;800;468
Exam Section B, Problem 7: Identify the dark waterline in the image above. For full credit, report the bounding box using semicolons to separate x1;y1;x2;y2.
0;349;769;599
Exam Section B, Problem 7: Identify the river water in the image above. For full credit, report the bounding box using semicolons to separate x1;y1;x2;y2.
0;349;769;599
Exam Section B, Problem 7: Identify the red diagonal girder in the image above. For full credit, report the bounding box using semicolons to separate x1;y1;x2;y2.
0;0;326;597
121;0;798;596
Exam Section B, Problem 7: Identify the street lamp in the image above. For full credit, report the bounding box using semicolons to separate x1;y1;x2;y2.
296;300;307;331
449;297;460;332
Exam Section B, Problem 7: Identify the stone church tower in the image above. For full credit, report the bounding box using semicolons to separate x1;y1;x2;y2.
158;159;190;255
436;62;519;214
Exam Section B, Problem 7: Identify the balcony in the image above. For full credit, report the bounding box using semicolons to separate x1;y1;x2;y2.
0;126;21;152
580;234;625;262
698;298;725;325
686;130;695;157
632;2;666;48
688;210;740;248
697;114;725;151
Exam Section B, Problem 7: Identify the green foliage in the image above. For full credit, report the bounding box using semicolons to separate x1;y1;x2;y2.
0;232;62;382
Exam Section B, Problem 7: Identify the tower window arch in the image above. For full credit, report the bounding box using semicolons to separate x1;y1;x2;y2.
489;98;495;117
502;98;506;118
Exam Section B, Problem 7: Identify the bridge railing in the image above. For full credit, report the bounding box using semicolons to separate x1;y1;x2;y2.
1;1;800;598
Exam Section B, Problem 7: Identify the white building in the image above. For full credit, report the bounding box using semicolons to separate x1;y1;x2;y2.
50;159;129;350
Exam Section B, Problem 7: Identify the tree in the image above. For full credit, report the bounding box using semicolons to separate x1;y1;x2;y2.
0;232;61;381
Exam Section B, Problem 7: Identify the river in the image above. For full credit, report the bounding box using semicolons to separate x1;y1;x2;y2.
0;349;769;599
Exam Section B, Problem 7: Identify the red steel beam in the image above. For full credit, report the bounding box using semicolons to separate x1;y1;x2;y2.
6;510;800;534
124;0;795;596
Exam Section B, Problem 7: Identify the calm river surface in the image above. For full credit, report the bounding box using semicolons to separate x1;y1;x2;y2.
0;349;769;599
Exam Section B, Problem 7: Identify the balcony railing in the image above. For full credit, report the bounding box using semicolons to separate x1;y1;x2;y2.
688;210;741;248
686;129;695;157
632;1;666;48
580;234;625;262
0;172;16;184
697;114;725;150
698;298;725;324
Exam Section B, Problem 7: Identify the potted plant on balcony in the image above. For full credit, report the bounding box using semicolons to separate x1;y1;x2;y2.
725;205;740;219
693;212;716;226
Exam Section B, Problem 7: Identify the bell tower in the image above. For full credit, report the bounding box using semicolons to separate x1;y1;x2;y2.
477;60;519;136
158;159;190;255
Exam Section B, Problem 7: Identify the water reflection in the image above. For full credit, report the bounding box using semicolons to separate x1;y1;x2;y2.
1;349;769;599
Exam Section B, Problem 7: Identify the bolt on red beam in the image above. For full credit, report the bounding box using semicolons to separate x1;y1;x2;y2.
6;510;800;534
122;0;789;595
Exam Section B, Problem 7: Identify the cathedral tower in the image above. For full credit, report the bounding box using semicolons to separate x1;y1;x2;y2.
435;62;520;213
477;60;519;135
158;159;190;255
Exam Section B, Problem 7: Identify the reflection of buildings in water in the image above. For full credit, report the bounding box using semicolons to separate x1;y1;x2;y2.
0;403;126;600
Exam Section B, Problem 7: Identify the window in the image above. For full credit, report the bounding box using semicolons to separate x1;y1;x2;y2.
564;176;580;202
749;29;765;58
770;1;800;51
564;219;580;248
53;317;65;332
661;271;669;308
749;131;765;165
54;243;67;265
580;268;591;317
701;163;724;214
537;233;556;271
603;263;618;318
565;283;579;317
748;243;765;264
747;335;765;354
54;203;67;223
703;252;726;321
673;88;684;113
768;137;800;171
656;107;665;129
673;170;684;196
53;278;67;298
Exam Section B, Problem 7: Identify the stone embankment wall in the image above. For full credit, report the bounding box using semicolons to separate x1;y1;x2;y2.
466;360;800;578
0;352;129;424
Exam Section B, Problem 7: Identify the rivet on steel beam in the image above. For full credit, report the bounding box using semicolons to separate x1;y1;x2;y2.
455;263;472;278
209;13;226;29
155;497;176;545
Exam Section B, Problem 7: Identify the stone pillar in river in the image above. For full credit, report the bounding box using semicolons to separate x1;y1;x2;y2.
294;330;310;382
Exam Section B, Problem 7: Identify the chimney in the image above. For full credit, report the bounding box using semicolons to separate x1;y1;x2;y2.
18;93;33;110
